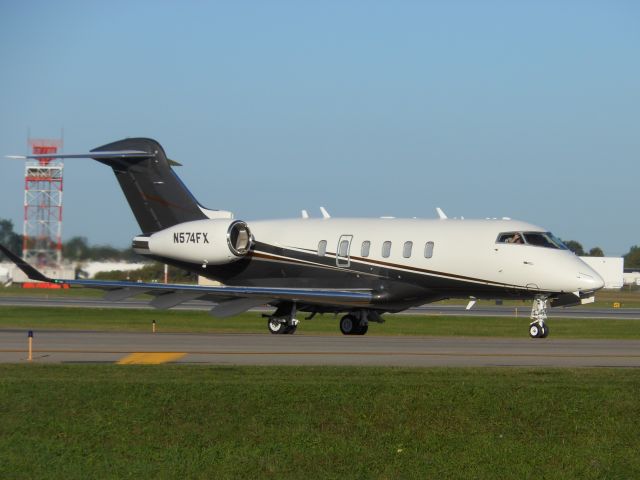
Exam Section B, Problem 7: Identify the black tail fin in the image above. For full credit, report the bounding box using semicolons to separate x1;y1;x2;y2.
91;138;208;234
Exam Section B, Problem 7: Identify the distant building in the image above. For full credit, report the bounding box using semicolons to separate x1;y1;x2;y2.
579;256;624;290
0;265;10;285
80;261;148;279
623;268;640;287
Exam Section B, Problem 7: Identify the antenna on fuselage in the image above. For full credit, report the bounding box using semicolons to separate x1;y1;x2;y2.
319;207;331;219
436;207;448;219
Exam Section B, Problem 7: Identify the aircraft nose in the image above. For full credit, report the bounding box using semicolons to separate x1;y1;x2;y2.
576;269;605;292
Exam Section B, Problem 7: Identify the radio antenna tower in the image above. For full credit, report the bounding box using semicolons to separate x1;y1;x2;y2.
23;136;64;267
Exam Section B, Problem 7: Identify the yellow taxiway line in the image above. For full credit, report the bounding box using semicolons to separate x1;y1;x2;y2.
117;352;186;365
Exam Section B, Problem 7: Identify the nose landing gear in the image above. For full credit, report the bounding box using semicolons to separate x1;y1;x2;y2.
528;321;549;338
529;296;549;338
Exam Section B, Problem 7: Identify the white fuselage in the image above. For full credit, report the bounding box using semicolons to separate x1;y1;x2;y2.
141;215;604;309
246;217;603;295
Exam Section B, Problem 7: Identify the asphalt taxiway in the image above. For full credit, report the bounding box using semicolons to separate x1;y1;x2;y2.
1;330;639;367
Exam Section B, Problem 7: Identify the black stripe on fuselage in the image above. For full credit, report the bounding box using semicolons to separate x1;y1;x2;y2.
252;242;527;291
193;242;548;307
145;241;548;310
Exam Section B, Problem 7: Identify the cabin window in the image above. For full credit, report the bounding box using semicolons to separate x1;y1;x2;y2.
424;241;434;258
382;241;392;258
403;241;413;258
317;240;327;256
361;241;371;257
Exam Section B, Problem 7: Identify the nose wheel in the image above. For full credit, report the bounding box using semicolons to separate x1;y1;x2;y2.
529;296;550;339
529;321;549;338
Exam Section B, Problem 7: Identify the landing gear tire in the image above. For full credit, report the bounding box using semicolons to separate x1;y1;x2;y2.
541;324;549;338
268;318;285;334
356;324;368;335
283;325;298;335
340;315;368;335
340;315;357;335
529;323;540;338
529;322;548;339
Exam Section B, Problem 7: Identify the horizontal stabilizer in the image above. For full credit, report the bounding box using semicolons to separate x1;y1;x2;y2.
7;150;154;160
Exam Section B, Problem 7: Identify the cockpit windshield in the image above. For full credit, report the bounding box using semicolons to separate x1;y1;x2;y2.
496;232;568;250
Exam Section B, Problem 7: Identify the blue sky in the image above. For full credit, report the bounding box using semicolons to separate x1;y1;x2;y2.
0;0;638;255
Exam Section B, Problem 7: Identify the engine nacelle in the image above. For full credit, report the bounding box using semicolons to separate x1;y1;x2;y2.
146;219;253;265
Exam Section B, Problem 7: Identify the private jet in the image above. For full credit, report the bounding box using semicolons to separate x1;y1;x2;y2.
2;138;604;337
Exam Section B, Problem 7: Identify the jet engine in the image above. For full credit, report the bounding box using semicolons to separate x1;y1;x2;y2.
145;219;253;265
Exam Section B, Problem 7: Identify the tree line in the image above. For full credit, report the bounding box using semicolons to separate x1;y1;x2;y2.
2;217;640;268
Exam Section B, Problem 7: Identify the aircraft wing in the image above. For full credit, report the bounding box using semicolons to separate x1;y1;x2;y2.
0;244;373;316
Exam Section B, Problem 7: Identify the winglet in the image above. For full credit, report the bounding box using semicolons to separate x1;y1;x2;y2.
0;244;55;283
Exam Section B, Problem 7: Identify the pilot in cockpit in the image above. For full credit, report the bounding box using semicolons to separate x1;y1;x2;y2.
506;233;523;244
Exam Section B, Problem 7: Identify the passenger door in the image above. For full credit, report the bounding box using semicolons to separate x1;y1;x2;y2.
336;235;353;268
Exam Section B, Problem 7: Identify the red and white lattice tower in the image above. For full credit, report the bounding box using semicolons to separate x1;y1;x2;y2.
23;138;64;267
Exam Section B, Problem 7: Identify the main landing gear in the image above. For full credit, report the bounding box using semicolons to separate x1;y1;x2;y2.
339;310;383;336
267;316;299;335
339;314;368;335
529;295;549;339
265;305;383;336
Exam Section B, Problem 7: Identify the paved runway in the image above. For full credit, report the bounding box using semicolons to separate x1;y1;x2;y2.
1;296;639;319
2;329;639;367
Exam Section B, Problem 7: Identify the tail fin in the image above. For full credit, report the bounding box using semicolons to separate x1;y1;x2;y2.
8;137;228;234
90;138;214;234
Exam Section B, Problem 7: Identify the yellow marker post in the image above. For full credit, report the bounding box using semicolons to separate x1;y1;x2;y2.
613;302;621;309
27;330;33;362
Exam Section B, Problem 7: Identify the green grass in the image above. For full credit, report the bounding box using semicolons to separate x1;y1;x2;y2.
1;306;640;339
0;365;638;479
